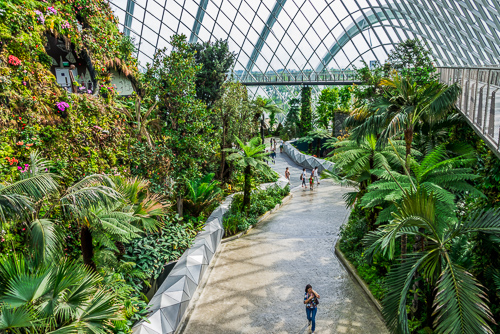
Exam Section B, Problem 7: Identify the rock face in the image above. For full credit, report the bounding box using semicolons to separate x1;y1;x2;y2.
335;112;349;137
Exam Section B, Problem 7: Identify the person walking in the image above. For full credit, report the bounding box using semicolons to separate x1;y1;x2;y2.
279;140;283;153
285;167;290;183
271;149;276;164
314;167;320;186
304;284;320;333
309;174;314;190
300;168;307;188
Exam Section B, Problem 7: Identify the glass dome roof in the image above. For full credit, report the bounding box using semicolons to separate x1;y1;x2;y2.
110;0;500;75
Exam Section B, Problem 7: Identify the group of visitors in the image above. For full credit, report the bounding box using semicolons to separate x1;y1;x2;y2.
267;138;285;165
284;166;320;190
300;167;320;190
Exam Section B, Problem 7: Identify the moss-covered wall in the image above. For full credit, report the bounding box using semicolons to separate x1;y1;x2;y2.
0;0;139;184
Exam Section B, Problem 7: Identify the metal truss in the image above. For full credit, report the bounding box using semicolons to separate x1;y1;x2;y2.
109;0;500;106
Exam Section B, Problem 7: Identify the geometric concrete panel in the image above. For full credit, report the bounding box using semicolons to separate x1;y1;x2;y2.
132;163;290;334
283;141;335;174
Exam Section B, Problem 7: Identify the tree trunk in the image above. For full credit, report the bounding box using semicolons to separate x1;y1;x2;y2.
177;195;183;217
80;225;96;271
404;129;414;163
260;116;265;144
401;128;413;259
243;165;252;214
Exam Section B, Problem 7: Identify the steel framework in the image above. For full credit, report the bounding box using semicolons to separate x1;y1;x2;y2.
110;0;500;108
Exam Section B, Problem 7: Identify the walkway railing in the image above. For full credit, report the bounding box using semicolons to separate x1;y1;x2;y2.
236;71;361;86
437;66;500;158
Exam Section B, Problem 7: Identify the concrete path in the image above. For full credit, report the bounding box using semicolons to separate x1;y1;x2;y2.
181;150;388;334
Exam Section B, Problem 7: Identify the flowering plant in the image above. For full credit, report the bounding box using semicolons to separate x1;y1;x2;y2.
61;21;70;29
47;6;57;15
56;101;70;112
8;55;21;66
34;10;45;24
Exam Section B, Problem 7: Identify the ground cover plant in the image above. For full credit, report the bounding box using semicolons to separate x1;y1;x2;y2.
223;184;290;237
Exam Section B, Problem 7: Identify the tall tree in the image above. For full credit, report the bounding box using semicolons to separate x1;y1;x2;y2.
143;35;218;215
188;39;236;109
214;82;257;181
300;86;313;136
386;38;436;84
316;87;340;131
252;97;282;143
281;97;301;140
226;137;269;213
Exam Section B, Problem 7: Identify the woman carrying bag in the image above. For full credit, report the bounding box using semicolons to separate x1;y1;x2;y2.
304;284;320;333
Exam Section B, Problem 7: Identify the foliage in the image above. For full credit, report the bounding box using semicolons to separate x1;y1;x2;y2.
300;86;313;135
360;144;482;225
315;86;352;134
364;187;500;333
223;184;290;236
213;82;257;182
143;34;218;210
347;72;460;159
280;97;301;140
386;39;437;84
226;136;269;213
123;219;197;284
183;173;222;218
0;254;121;333
188;39;236;109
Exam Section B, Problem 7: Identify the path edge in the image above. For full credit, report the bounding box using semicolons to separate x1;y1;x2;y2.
334;239;383;314
176;191;294;333
221;192;294;244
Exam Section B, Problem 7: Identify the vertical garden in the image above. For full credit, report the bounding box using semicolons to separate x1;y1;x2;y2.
0;0;285;332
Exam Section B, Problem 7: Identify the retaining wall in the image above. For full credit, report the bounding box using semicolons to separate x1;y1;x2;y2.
283;141;335;173
133;176;290;334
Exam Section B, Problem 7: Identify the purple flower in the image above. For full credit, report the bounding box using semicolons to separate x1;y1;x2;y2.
17;166;22;170
56;101;69;112
87;90;92;94
61;21;70;29
47;6;57;15
34;10;45;24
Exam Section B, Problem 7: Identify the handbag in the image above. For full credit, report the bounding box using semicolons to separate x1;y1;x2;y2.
300;174;303;180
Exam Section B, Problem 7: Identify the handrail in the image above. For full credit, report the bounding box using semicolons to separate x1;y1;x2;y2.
437;66;500;159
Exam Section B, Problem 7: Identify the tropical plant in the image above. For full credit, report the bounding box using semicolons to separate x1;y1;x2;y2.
322;135;407;209
300;86;313;135
360;143;483;225
348;73;460;162
297;129;331;157
0;253;121;333
183;173;222;218
280;97;301;140
363;187;500;333
252;97;283;141
226;136;269;213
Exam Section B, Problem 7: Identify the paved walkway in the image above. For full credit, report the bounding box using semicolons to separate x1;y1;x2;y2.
181;150;388;334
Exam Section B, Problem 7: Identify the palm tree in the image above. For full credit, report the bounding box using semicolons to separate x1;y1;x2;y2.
360;144;482;225
348;73;460;163
226;136;269;213
0;253;120;333
252;97;283;142
363;187;500;333
322;135;407;210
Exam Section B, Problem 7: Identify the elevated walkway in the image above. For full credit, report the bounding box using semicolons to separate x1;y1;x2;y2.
437;66;500;158
237;71;361;86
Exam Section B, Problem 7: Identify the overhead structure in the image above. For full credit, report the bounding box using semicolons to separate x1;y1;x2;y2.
110;0;499;75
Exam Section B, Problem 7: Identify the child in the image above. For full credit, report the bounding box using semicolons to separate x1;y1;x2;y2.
309;175;314;190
